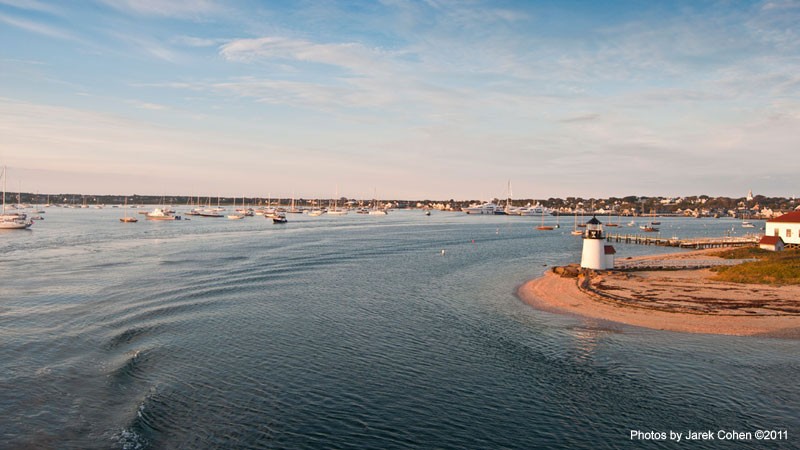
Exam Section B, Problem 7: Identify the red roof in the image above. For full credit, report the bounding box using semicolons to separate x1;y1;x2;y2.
768;211;800;223
604;245;616;255
759;236;784;245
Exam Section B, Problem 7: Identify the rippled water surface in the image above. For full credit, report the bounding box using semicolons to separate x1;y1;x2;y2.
1;210;796;449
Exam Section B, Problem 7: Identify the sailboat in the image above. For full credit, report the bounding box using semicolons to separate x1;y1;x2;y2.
647;206;660;225
228;196;245;219
328;202;347;215
328;188;348;215
119;197;138;223
536;205;553;230
606;210;619;227
288;196;302;213
368;190;387;215
571;211;583;235
368;204;387;215
576;209;587;228
0;167;33;229
504;180;513;214
307;199;325;216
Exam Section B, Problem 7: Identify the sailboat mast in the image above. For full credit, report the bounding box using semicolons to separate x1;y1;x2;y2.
541;203;545;226
506;180;512;213
2;166;5;214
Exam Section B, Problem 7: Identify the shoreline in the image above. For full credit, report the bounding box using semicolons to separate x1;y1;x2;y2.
517;250;800;338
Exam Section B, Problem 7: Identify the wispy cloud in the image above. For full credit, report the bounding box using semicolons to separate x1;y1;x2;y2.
559;114;600;123
94;0;222;19
0;12;77;41
171;35;227;48
425;0;531;25
220;36;391;75
761;1;800;11
106;30;179;62
0;0;62;15
126;100;169;111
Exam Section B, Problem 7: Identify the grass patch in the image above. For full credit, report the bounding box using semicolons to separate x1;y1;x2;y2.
712;249;800;285
709;246;771;259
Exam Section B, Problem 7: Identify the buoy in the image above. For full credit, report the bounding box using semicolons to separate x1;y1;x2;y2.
441;249;445;256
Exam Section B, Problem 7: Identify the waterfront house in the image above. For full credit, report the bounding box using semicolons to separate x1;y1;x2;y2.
765;211;800;249
759;236;784;252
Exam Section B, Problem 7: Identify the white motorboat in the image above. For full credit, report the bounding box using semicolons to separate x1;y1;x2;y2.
145;208;180;220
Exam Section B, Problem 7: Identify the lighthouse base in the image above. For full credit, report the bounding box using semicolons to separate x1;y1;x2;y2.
581;238;607;270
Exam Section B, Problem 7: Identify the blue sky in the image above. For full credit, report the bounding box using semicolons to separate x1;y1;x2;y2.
1;0;798;199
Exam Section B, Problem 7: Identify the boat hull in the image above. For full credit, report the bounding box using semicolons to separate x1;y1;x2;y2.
0;220;32;229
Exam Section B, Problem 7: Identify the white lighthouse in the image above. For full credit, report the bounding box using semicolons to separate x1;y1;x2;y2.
581;215;607;270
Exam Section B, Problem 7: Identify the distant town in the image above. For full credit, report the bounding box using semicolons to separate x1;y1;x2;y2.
5;191;797;219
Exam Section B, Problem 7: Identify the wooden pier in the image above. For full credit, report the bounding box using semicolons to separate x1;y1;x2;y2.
605;233;760;249
616;258;755;270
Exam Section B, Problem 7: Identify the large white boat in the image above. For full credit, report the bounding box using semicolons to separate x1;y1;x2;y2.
513;204;549;216
462;202;501;214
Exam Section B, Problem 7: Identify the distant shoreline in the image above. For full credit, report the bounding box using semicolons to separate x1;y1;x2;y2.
517;249;800;338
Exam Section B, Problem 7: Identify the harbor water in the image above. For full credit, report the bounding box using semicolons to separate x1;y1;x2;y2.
1;210;796;449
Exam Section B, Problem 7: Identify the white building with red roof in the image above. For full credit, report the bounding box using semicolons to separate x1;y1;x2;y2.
765;211;800;248
759;236;784;252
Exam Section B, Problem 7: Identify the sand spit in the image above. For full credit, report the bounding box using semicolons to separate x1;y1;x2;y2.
518;250;800;337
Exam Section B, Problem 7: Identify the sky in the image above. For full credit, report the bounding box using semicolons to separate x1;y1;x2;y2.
0;0;798;200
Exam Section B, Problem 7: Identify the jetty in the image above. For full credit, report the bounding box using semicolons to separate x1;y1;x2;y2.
605;233;760;249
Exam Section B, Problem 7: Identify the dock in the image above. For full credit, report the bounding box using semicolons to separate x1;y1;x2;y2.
605;233;760;249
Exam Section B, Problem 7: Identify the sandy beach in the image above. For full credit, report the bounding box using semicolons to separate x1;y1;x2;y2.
518;250;800;337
